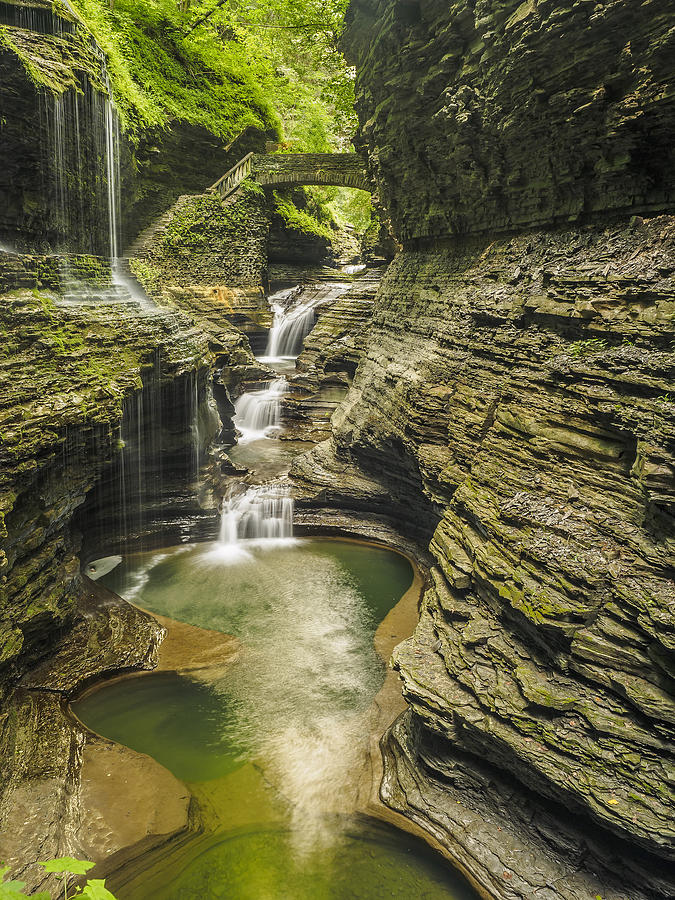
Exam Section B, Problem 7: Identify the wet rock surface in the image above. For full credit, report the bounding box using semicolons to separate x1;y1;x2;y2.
0;276;214;673
344;0;675;241
0;250;246;892
302;3;675;892
281;269;384;441
382;710;673;900
0;579;182;896
292;216;675;896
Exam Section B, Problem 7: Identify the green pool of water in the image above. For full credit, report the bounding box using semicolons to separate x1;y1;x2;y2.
74;539;478;900
126;824;478;900
74;673;245;782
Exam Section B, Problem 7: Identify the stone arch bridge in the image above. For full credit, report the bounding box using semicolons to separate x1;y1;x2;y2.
209;152;370;200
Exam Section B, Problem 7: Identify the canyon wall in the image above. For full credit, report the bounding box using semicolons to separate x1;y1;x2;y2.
293;1;675;897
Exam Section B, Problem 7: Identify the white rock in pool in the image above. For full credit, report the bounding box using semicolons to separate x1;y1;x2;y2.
85;555;122;580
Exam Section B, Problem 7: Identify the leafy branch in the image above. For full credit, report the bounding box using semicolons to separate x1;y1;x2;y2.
0;858;118;900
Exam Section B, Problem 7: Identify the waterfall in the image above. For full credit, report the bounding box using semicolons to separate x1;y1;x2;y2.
214;483;295;557
233;378;287;442
260;282;352;362
264;299;317;360
262;293;321;361
44;78;119;256
53;95;67;234
104;94;121;262
43;71;154;308
341;263;367;275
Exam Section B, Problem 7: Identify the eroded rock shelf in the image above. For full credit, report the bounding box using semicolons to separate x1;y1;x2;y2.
0;0;673;897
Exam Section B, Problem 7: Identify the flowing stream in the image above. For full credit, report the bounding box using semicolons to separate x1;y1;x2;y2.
259;282;351;364
73;276;479;899
233;377;288;442
55;87;477;891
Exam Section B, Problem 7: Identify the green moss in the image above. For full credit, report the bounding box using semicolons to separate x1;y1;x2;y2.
568;338;609;357
273;191;334;240
129;258;161;294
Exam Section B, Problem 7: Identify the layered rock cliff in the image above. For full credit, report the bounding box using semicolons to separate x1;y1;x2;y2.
293;1;675;896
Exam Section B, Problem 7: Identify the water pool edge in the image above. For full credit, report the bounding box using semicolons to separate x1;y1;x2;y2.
68;537;473;896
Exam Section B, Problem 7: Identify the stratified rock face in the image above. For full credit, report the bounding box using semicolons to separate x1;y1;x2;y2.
0;261;215;678
290;2;675;894
296;218;675;897
344;0;675;241
283;269;383;441
0;0;117;254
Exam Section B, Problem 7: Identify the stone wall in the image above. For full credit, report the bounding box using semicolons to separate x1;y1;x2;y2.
131;191;274;352
128;124;272;247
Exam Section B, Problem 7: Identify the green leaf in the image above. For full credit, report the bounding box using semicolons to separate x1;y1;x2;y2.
38;858;95;876
1;863;50;898
80;879;117;900
0;886;26;899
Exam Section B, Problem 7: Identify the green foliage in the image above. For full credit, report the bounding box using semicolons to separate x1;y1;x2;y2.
239;178;266;198
0;865;49;900
79;880;117;900
1;859;117;900
68;0;356;150
568;338;609;357
307;186;373;233
273;191;334;240
38;859;95;876
70;0;279;139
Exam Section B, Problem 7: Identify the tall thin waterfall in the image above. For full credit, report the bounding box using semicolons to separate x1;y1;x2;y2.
215;483;294;555
104;95;121;262
233;378;287;442
44;76;121;256
44;62;153;308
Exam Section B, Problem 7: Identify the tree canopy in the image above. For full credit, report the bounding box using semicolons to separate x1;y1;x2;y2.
71;0;357;150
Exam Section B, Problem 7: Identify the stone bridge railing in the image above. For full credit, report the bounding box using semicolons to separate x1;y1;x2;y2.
209;152;370;200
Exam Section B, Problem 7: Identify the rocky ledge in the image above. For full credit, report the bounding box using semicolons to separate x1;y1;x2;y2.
291;215;675;898
283;268;385;441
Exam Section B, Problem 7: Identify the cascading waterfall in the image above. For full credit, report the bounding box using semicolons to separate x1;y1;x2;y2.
215;483;295;558
233;378;288;442
41;18;153;309
260;282;352;362
263;295;319;361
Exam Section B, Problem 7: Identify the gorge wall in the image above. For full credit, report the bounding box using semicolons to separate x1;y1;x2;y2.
0;6;263;885
292;1;675;897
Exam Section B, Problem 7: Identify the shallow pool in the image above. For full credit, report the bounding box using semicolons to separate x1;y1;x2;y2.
74;539;478;900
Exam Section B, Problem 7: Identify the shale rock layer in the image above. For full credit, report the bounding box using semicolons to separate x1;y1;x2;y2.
305;1;675;894
344;0;675;240
293;217;675;896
